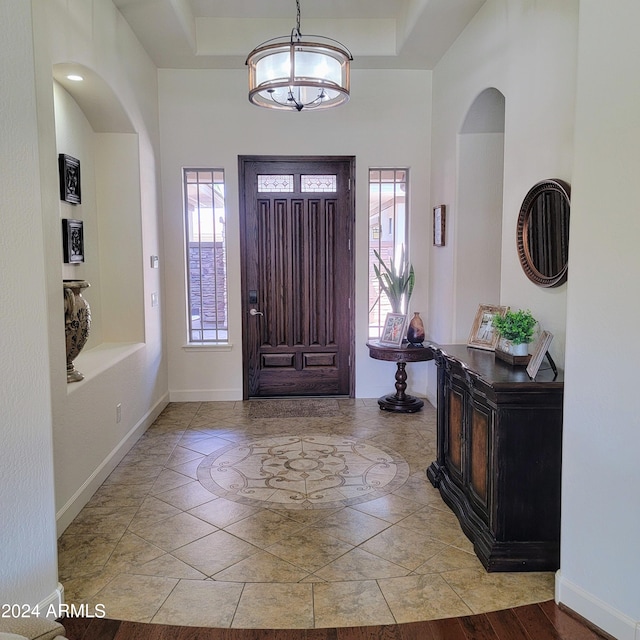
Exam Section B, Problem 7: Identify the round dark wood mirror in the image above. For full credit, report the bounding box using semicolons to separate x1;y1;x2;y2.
516;179;570;287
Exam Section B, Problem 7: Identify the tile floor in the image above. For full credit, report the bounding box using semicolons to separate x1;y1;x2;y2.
57;399;554;629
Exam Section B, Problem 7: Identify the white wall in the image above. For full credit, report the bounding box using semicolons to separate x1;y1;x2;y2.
454;132;504;342
55;82;105;346
159;69;432;401
557;1;640;638
6;1;635;635
429;2;640;636
95;133;146;343
429;1;578;348
427;0;579;401
30;0;168;533
0;0;60;612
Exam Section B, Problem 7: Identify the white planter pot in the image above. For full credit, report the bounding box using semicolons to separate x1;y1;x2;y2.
510;341;529;356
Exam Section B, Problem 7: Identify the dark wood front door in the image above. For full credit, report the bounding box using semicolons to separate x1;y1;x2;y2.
239;156;355;398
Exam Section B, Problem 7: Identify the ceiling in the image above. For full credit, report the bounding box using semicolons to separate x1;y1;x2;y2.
112;0;487;70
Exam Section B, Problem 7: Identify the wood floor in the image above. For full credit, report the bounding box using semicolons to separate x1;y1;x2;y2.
59;601;609;640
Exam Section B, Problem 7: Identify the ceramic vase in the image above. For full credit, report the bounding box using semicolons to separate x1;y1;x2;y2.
64;280;91;383
407;312;425;344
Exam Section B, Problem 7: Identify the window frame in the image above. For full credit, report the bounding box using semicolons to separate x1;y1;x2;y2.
368;168;409;339
183;168;229;345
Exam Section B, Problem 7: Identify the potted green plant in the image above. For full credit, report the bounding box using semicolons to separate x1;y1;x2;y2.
493;308;537;356
371;246;415;314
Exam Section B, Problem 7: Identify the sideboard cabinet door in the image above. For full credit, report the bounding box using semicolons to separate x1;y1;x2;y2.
467;391;492;524
444;379;465;487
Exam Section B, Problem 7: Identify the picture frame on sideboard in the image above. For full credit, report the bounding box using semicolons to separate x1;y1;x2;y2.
527;330;554;378
467;303;507;351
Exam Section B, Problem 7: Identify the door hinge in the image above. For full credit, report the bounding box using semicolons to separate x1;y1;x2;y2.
348;238;351;251
348;177;351;191
348;354;351;367
348;297;351;310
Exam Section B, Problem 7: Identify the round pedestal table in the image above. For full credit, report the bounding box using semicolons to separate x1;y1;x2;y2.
366;341;434;413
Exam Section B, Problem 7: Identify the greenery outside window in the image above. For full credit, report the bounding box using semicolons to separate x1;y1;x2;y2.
184;169;228;343
368;168;408;338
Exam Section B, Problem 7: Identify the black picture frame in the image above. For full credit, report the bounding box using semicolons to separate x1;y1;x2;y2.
62;219;84;263
59;154;81;204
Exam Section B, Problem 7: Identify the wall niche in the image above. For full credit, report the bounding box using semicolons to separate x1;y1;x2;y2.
53;64;144;361
454;87;506;342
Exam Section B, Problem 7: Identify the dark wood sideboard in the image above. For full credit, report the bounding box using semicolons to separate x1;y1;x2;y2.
426;344;563;572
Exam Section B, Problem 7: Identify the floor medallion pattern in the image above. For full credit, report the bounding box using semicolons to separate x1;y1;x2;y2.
197;434;410;509
59;401;556;628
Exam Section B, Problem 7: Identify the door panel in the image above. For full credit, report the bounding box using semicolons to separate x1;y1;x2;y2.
239;157;354;398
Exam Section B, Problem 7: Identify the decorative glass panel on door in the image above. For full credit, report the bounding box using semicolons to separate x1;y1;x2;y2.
301;175;337;192
257;174;294;192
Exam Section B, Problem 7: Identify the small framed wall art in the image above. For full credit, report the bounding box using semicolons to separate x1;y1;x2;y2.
62;218;84;263
433;205;446;246
58;154;81;204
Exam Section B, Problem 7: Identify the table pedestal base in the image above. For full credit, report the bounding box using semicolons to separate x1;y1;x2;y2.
377;393;424;413
377;361;425;413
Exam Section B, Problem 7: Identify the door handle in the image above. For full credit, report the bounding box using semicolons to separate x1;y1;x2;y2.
249;308;264;316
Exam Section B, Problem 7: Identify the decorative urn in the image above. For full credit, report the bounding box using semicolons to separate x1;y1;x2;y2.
63;280;91;382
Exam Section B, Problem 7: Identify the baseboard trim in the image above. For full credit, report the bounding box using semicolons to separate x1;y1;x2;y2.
424;388;437;407
169;389;242;402
168;389;430;404
55;393;169;536
37;582;64;619
555;571;639;640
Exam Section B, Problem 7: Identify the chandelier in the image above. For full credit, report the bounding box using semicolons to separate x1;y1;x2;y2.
246;0;352;112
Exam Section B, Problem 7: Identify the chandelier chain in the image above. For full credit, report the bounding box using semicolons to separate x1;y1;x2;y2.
296;0;301;33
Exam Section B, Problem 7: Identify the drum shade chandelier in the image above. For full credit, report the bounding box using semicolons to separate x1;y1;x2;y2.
246;0;352;112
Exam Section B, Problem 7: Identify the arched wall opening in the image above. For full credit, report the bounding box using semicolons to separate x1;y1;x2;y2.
453;87;506;342
52;63;145;357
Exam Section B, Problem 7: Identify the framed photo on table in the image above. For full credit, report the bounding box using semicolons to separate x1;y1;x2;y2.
467;303;507;351
379;313;407;347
